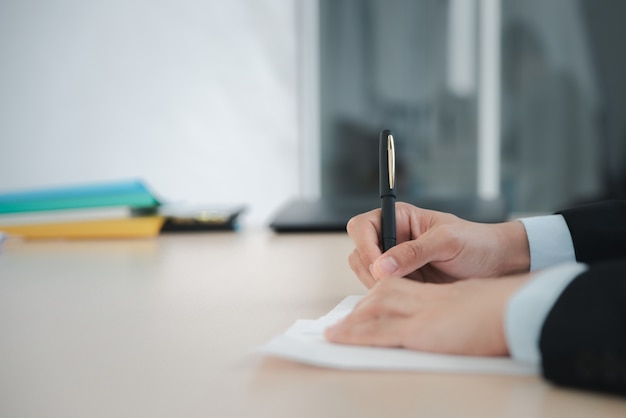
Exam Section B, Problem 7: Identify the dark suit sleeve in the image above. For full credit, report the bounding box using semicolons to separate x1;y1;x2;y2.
557;200;626;263
539;260;626;395
539;201;626;395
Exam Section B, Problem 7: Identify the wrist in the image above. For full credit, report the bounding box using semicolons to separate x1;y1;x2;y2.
493;273;537;356
493;221;531;276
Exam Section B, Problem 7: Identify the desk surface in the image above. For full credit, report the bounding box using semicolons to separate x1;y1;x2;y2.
1;229;625;417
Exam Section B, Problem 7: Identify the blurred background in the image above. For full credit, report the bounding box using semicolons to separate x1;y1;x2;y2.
1;0;625;223
318;0;626;214
0;0;299;223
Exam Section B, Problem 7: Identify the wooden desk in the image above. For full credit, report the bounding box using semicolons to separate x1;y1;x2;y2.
1;229;625;417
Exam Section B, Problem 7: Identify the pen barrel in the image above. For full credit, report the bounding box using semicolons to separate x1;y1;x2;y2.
381;196;396;252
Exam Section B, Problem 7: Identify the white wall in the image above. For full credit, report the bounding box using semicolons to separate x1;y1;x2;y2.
0;0;299;224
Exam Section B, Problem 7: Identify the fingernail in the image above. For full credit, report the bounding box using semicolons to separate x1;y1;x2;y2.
377;256;398;275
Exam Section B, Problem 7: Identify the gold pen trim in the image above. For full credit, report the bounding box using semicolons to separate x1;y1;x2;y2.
388;134;395;190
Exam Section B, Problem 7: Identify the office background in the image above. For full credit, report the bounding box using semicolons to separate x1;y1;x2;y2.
318;0;626;214
1;0;625;223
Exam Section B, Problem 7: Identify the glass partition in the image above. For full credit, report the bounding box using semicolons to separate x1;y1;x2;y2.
318;0;625;213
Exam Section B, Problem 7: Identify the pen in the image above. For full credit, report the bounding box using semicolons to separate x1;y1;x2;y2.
379;129;396;252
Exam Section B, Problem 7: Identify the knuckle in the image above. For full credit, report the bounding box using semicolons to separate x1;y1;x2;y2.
436;224;463;256
407;242;423;261
346;216;357;234
398;241;423;264
435;223;454;239
347;209;380;235
362;298;385;317
346;213;365;235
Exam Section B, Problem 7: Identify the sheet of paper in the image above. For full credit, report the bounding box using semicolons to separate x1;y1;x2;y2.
259;296;538;375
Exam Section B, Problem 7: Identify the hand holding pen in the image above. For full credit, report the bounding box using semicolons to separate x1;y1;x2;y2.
344;129;530;288
347;202;530;288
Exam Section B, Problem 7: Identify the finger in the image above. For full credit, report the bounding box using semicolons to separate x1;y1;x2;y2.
394;202;428;243
347;249;376;288
346;210;383;268
325;315;415;348
371;225;461;279
342;278;426;323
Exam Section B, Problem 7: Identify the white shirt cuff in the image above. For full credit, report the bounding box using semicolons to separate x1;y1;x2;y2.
505;262;588;365
518;215;576;271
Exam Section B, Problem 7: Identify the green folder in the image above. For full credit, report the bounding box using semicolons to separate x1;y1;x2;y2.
0;179;160;214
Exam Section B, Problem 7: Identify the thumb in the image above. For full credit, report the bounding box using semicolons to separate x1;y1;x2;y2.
371;228;458;279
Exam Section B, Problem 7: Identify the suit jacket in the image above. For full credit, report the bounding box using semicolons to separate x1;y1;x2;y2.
539;200;626;395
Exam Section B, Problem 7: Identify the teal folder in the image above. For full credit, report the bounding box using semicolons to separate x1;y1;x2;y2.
0;179;160;214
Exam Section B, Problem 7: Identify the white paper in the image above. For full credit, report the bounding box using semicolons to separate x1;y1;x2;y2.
259;296;538;375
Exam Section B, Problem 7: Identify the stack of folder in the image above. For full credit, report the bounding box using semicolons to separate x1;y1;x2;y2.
0;179;164;239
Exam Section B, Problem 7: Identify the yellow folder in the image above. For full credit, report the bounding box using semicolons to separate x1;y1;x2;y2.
0;216;165;239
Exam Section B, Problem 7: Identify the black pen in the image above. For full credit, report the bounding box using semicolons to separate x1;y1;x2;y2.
379;129;396;252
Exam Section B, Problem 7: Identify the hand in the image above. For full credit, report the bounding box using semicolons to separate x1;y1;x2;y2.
325;273;533;356
347;202;530;288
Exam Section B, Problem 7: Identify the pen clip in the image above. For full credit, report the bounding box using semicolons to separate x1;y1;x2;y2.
387;134;395;190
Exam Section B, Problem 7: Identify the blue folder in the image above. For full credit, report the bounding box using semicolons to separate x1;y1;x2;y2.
0;179;160;214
